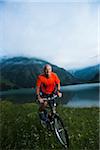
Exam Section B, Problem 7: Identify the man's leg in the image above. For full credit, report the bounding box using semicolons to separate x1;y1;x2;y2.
39;101;48;121
39;101;48;111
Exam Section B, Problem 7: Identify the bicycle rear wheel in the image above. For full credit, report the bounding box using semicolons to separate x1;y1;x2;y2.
54;115;69;149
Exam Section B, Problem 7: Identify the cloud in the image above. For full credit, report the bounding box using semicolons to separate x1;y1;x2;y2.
0;2;99;69
1;0;100;3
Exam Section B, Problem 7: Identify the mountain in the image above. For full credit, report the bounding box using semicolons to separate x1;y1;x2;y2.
69;64;99;83
0;57;77;91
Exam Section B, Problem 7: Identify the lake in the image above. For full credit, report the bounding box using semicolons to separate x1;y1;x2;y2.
0;83;99;107
62;83;99;107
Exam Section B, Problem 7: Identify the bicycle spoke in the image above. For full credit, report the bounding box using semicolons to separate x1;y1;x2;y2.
54;116;69;148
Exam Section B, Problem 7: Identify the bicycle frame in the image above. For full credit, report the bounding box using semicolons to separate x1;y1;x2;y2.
42;94;58;116
39;94;69;149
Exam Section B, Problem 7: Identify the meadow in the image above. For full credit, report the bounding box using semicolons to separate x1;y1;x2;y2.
0;101;99;150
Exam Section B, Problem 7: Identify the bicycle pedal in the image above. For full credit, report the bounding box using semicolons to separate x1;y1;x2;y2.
50;121;54;125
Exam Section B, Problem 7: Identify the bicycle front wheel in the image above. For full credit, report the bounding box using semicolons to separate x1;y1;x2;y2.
54;115;69;149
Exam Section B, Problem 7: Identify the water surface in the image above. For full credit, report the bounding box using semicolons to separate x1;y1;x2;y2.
0;83;99;107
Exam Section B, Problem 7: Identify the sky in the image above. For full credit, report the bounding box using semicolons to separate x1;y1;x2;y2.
0;0;100;69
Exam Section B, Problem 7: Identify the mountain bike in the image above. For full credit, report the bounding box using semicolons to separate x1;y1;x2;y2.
38;94;69;149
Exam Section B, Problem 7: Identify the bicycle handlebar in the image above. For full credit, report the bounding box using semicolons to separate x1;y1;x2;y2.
43;94;58;101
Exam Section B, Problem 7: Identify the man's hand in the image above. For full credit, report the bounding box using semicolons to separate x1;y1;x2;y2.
39;98;44;104
37;95;44;103
57;92;62;98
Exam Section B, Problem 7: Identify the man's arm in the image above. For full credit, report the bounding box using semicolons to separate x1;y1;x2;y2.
36;86;44;103
36;76;44;103
36;76;41;99
57;83;62;97
57;83;60;91
36;86;41;99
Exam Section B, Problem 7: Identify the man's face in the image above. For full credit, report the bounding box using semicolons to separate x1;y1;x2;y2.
44;66;52;78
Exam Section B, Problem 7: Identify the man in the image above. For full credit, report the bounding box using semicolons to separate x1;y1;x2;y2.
36;64;62;121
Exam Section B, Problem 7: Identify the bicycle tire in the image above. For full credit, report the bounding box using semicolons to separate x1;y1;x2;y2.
54;115;69;149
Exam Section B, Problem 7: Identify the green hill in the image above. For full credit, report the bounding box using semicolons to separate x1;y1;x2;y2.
69;64;99;83
0;57;99;91
0;101;99;150
0;57;78;91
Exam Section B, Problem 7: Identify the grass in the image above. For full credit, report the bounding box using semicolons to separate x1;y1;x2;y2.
0;101;99;150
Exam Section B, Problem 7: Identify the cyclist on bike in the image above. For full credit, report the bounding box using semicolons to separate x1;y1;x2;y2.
36;64;62;121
